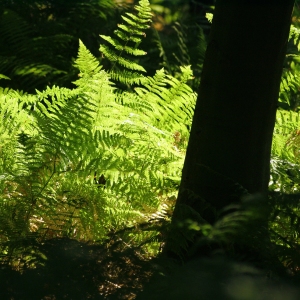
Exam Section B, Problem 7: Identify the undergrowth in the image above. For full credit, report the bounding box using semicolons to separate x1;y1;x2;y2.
1;1;300;298
0;0;196;270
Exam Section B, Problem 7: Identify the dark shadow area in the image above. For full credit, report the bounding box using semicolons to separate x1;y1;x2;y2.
0;237;154;299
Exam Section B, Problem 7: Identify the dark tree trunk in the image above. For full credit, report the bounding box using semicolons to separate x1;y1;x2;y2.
166;0;294;259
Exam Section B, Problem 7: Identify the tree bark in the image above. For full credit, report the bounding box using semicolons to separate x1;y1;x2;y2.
166;0;294;259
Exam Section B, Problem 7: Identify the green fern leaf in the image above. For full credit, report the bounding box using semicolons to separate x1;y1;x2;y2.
99;0;152;85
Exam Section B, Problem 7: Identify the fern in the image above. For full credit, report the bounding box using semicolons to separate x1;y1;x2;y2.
289;24;300;51
0;0;116;93
100;0;152;86
151;21;206;90
279;68;300;110
0;0;197;268
270;105;300;272
277;24;300;110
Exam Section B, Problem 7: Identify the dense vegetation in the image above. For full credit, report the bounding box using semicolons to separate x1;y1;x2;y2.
1;0;300;299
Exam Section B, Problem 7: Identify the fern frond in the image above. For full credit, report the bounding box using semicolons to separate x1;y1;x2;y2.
134;66;196;138
74;40;103;76
101;44;146;72
0;1;197;265
0;74;10;80
100;35;147;56
109;70;147;85
99;0;152;85
279;69;300;107
289;24;300;51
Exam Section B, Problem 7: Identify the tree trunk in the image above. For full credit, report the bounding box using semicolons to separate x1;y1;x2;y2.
166;0;294;259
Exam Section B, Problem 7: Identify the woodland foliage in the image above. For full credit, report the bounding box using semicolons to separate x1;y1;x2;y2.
0;0;196;269
1;0;300;298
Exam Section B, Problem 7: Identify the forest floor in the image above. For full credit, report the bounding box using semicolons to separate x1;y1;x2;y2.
2;236;300;299
0;237;155;299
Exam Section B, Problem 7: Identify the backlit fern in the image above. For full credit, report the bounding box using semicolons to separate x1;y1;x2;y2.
279;24;300;110
0;0;196;268
100;0;152;86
